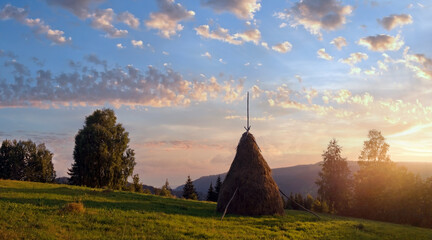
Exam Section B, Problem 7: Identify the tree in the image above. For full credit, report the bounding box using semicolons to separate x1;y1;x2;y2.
0;139;55;182
206;182;217;202
132;174;143;192
159;179;172;197
214;175;222;200
315;139;351;213
183;175;198;200
358;129;390;163
68;109;136;189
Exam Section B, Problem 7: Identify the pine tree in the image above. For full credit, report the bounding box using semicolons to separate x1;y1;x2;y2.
214;175;222;200
315;139;351;213
160;179;172;197
206;182;217;202
68;109;136;189
132;174;142;192
182;175;198;200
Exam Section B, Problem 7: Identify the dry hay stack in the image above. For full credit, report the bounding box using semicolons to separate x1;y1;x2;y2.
216;131;284;216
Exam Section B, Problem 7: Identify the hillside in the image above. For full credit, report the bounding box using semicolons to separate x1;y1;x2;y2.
1;180;431;239
177;161;432;197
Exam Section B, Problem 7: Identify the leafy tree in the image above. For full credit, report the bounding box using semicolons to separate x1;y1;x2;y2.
206;182;217;202
132;174;143;192
214;175;222;200
316;139;351;213
304;194;314;210
182;175;198;200
159;179;172;197
358;129;390;164
68;109;136;189
0;139;55;182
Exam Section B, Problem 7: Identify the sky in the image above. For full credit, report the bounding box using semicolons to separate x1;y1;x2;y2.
1;0;432;187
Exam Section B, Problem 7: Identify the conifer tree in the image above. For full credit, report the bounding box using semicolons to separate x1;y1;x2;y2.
206;182;217;202
182;175;198;200
214;175;222;200
160;179;172;197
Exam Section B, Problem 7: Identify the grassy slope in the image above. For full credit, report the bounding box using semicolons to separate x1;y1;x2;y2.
0;180;431;240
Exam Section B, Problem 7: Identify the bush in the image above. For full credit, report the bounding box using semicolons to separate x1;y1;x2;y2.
62;202;85;214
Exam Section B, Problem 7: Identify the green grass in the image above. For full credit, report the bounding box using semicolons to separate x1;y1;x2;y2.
0;180;431;240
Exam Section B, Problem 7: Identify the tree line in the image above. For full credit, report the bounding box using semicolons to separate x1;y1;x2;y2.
315;129;432;228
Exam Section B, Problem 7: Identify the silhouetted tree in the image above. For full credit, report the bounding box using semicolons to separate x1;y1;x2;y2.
316;139;351;213
183;175;198;200
215;175;222;200
68;109;136;189
0;139;55;182
206;182;217;202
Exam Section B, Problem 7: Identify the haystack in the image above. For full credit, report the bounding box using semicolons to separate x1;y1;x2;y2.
216;131;284;216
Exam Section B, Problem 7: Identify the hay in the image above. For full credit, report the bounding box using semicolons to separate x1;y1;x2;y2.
216;132;284;216
62;202;85;214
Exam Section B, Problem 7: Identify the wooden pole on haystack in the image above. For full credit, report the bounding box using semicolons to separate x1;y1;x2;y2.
244;92;251;133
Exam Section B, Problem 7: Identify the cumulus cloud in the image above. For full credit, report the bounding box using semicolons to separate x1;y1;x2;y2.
340;52;368;66
0;4;71;44
317;48;333;60
202;0;261;20
145;0;195;39
403;48;432;80
45;0;138;38
116;43;125;49
378;14;413;31
277;0;352;38
131;40;144;48
201;52;212;59
0;55;245;108
330;36;347;50
358;34;404;52
271;41;292;53
195;25;261;45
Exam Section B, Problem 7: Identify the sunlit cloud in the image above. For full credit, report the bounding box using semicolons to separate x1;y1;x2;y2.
0;4;71;44
330;36;347;50
317;48;333;60
340;52;368;66
271;41;292;53
145;0;195;39
378;14;413;31
195;25;261;45
201;52;212;59
202;0;261;20
358;34;404;52
131;39;144;48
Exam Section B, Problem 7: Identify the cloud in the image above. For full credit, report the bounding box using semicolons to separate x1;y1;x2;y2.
271;41;292;53
202;0;261;20
131;40;144;48
403;48;432;80
317;48;333;60
0;55;245;108
90;8;128;38
117;11;140;29
45;0;103;19
278;0;353;38
378;14;413;31
340;52;368;66
330;36;347;50
195;25;260;45
145;0;195;39
358;34;404;52
201;52;212;59
116;43;125;49
45;0;138;38
0;4;71;44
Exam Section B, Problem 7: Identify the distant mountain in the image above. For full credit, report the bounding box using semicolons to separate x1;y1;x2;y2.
175;161;432;199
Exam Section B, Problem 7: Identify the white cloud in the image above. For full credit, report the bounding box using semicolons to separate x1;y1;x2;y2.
201;52;212;59
272;41;292;53
0;4;71;44
317;48;333;60
234;28;261;45
145;0;195;39
117;11;140;29
330;36;347;50
116;43;125;49
202;0;261;20
378;14;413;31
90;8;128;38
358;34;404;52
278;0;353;38
195;25;262;46
340;52;368;66
131;40;144;48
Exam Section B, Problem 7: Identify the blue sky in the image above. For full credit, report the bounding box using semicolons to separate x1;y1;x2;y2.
1;0;432;187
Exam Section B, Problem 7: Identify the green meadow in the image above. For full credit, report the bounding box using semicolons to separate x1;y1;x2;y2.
0;180;431;240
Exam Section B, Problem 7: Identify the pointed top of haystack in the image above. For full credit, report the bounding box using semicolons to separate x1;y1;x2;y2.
216;131;284;216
